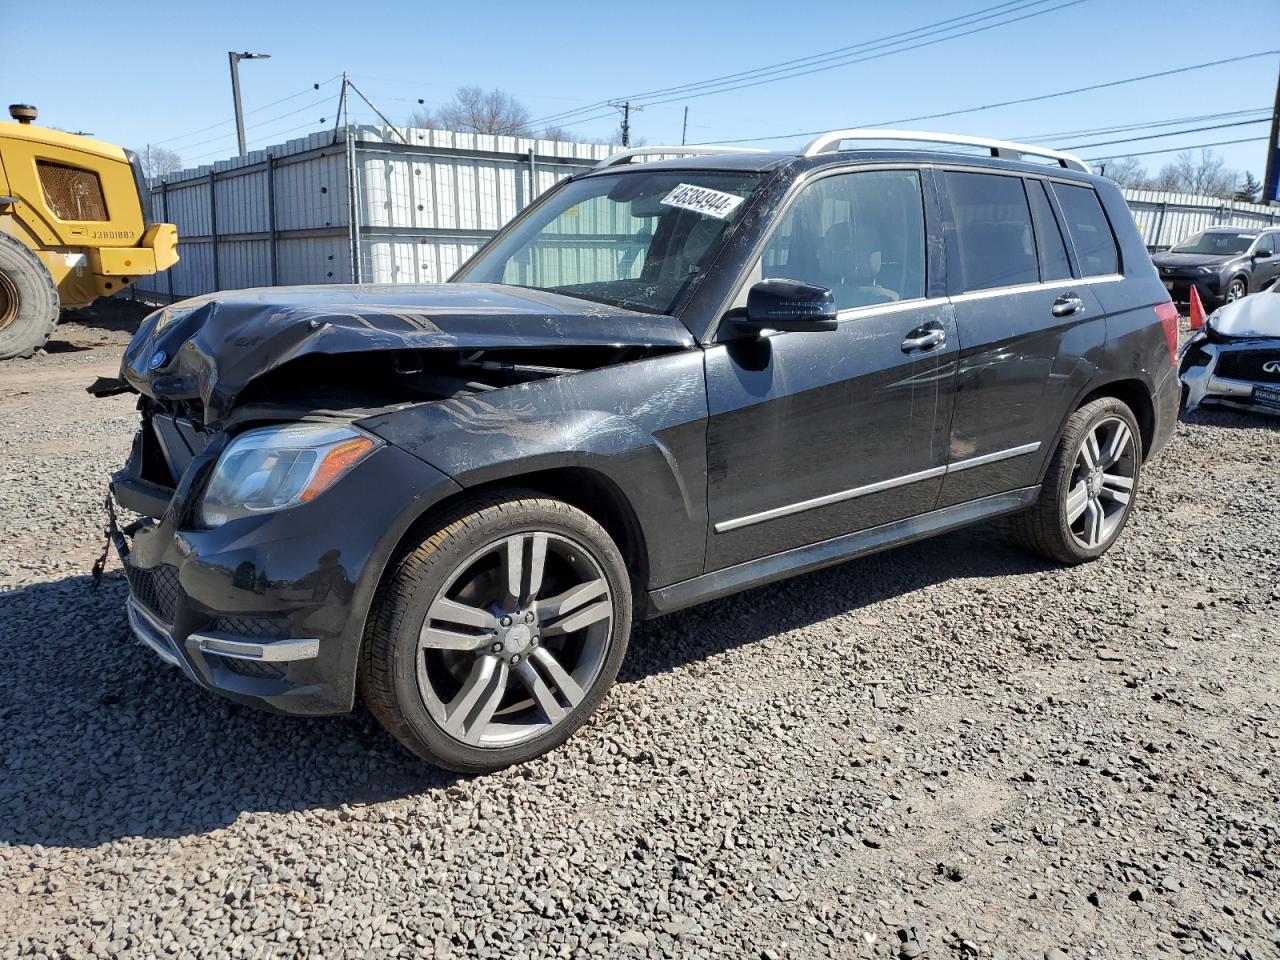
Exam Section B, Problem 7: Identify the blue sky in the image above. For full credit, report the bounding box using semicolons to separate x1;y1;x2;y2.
5;0;1276;183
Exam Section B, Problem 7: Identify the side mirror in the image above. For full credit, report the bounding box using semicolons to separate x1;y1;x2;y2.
735;279;838;334
1255;249;1272;259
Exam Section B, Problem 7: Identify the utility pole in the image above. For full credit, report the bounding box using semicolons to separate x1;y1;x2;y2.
1264;62;1280;203
228;51;271;157
682;106;688;146
609;100;642;148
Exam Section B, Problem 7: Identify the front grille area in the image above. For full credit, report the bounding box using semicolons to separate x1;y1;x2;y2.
151;414;212;482
124;563;181;624
217;656;285;680
212;615;291;640
1216;349;1280;384
37;160;108;221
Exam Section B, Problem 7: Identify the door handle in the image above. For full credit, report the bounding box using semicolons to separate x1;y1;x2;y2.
1052;293;1085;318
902;326;946;352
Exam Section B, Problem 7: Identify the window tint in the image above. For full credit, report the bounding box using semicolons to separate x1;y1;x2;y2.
1053;183;1119;277
1255;233;1275;255
1026;180;1072;281
761;170;925;310
946;172;1038;291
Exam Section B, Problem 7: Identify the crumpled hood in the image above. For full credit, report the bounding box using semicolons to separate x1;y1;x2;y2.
121;283;695;425
1207;291;1280;339
1151;252;1235;269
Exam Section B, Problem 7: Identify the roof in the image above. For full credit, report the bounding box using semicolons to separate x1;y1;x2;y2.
0;121;128;163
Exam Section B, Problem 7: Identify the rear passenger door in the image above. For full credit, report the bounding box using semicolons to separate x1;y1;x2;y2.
935;170;1108;509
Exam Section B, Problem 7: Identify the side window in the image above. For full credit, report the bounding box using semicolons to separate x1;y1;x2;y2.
1052;183;1120;277
1255;233;1275;255
1026;180;1072;281
761;170;925;311
946;172;1038;292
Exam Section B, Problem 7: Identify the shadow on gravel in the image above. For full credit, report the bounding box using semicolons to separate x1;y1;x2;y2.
622;521;1056;685
1178;406;1280;430
0;522;1050;848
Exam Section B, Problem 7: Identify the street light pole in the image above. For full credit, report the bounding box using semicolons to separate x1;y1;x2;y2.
228;51;271;157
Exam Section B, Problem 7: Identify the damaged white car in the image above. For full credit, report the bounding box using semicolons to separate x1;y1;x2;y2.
1181;286;1280;416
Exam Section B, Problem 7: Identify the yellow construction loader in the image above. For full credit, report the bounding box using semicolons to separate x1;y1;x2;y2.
0;104;179;359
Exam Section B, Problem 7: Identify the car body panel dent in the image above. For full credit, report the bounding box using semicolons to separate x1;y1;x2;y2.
359;349;711;586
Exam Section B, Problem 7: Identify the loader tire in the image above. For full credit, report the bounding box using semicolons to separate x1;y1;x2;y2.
0;235;60;360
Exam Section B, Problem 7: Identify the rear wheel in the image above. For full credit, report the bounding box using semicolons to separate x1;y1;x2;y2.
0;235;59;360
361;491;632;772
1012;397;1142;564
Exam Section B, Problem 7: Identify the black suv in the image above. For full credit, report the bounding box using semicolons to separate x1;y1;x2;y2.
102;131;1181;772
1152;227;1280;308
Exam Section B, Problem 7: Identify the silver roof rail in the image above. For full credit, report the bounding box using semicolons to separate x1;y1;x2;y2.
802;129;1090;172
593;145;768;170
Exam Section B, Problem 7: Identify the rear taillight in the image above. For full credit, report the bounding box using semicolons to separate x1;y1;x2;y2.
1155;300;1179;365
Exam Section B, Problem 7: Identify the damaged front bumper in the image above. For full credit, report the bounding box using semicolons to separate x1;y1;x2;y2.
1180;336;1280;417
106;428;461;716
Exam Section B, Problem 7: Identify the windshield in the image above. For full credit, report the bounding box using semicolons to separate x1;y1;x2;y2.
1170;231;1256;255
455;170;761;315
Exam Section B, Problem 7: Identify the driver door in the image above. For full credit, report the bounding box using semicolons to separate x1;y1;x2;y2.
702;168;957;570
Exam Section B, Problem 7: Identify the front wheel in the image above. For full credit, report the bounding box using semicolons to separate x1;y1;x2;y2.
1226;276;1247;303
0;235;60;360
361;491;632;772
1012;397;1142;564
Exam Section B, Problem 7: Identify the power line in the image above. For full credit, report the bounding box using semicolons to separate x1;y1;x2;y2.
175;94;335;155
531;0;1078;127
1062;118;1272;152
1015;108;1271;143
152;76;340;147
1084;136;1270;163
702;51;1280;145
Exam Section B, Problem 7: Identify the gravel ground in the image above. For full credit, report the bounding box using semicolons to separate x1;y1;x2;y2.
1;308;1277;959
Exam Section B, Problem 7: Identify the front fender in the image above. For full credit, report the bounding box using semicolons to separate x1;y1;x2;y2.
358;350;710;588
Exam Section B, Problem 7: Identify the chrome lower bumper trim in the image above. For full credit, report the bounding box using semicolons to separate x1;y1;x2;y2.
126;598;183;669
190;633;320;662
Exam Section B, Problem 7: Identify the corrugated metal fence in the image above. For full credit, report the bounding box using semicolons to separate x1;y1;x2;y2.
134;127;1280;301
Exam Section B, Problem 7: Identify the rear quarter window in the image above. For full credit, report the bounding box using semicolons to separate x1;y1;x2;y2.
1052;183;1119;277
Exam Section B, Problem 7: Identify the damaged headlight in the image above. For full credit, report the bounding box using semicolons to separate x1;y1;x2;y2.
199;422;382;527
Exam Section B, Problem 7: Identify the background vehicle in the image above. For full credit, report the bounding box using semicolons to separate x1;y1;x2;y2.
102;131;1181;773
0;104;179;359
1151;227;1280;310
1181;284;1280;415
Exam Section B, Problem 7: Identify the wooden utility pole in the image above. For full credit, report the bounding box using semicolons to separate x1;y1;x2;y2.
609;100;642;147
682;106;689;146
1264;62;1280;203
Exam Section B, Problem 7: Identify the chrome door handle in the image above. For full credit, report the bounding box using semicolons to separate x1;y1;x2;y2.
902;328;946;352
1052;294;1084;317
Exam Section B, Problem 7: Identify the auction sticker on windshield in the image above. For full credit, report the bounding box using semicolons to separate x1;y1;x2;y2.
661;183;745;220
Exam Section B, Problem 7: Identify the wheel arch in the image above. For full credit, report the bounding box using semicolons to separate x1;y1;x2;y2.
1074;378;1156;458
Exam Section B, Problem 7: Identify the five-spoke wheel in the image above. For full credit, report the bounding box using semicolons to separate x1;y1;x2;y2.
1012;397;1142;564
361;492;631;772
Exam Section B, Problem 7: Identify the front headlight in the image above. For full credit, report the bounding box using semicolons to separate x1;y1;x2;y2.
1197;266;1217;275
199;422;382;527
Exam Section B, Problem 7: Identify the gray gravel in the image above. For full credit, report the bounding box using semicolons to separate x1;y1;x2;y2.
1;313;1277;958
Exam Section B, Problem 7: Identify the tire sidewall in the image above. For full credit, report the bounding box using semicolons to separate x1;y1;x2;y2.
1049;399;1143;561
382;500;632;771
0;236;59;360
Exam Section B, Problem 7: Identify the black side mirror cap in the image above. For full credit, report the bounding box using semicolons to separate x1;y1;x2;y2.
1255;249;1272;258
734;278;839;334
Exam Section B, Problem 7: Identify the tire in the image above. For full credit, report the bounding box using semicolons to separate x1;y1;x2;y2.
1012;397;1143;564
0;235;60;360
360;490;632;773
1226;276;1248;303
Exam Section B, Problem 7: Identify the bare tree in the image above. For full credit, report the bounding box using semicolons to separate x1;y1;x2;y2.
136;145;184;180
413;86;532;136
1094;156;1148;188
1156;149;1237;199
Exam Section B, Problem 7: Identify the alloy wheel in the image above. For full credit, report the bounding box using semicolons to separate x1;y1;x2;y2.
416;531;614;748
1227;278;1246;302
1064;416;1137;550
